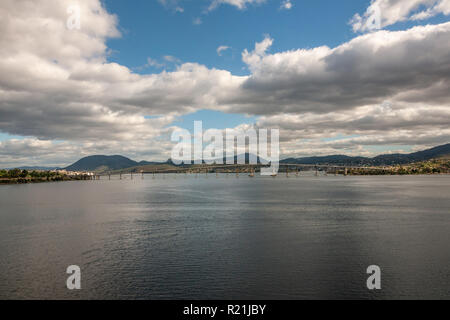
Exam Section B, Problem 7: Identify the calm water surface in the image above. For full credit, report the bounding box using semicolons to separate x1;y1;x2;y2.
0;174;449;299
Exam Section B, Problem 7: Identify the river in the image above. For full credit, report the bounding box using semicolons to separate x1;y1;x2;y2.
0;174;449;299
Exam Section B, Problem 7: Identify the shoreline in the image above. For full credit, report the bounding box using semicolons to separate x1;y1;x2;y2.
1;172;449;185
0;176;93;185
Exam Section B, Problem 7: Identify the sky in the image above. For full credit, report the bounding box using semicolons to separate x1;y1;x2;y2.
0;0;449;167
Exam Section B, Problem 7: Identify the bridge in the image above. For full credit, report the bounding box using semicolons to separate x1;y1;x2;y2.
92;163;388;180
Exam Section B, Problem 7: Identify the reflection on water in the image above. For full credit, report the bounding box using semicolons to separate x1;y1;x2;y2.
0;174;449;299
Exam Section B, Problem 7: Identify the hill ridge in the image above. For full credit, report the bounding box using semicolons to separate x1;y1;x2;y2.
64;143;450;171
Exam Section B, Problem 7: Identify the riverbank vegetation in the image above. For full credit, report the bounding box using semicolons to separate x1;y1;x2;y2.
0;169;92;184
346;158;450;175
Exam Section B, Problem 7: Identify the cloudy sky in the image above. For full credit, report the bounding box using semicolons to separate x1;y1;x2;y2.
0;0;449;167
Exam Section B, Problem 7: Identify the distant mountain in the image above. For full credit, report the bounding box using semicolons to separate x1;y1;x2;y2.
64;155;168;172
63;143;450;172
281;143;450;166
137;160;164;166
65;155;140;172
281;155;369;166
372;143;450;165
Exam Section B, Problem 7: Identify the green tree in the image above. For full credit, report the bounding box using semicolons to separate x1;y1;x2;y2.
8;169;21;178
20;170;28;178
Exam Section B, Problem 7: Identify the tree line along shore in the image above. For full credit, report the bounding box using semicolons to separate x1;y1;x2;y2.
0;169;93;185
340;158;449;175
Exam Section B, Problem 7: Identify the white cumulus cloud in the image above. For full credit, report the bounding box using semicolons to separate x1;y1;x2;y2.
217;45;231;56
0;0;449;166
280;1;293;10
208;0;266;11
351;0;450;33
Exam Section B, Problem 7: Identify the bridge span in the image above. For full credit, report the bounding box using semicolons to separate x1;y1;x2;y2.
93;163;387;180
